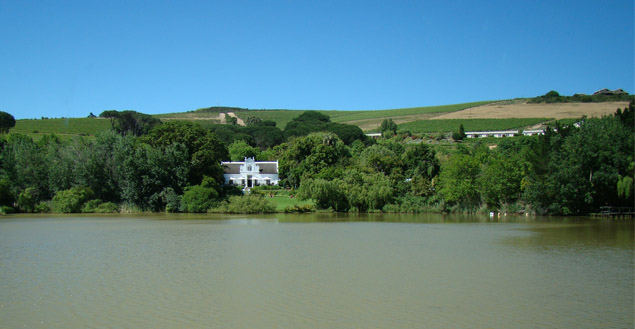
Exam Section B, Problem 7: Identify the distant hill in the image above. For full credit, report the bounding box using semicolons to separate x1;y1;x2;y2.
10;98;632;139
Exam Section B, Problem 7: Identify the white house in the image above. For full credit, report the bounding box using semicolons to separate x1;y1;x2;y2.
221;157;279;187
465;130;518;138
522;129;545;136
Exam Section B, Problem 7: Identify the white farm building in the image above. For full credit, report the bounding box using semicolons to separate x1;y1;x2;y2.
465;130;519;138
221;157;279;187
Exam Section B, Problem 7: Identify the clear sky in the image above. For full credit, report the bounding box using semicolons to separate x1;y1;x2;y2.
1;0;633;119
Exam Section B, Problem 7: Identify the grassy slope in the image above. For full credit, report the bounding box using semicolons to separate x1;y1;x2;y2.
157;101;495;129
12;118;111;139
12;99;596;138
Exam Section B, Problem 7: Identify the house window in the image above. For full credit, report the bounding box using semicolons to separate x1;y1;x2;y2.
247;166;252;171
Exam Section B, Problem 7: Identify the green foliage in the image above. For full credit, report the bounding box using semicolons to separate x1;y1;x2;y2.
228;140;260;161
439;154;481;211
17;187;38;212
245;116;262;126
278;133;350;188
180;184;219;213
528;90;634;104
478;155;525;208
140;121;228;186
380;118;398;137
34;202;51;213
81;199;103;213
101;110;162;137
0;111;16;134
80;200;119;213
522;115;634;214
284;111;367;145
617;175;633;200
614;101;634;130
298;170;394;212
297;178;347;211
52;186;95;213
0;206;15;214
210;195;276;213
283;204;314;213
452;124;466;141
402;143;439;179
0;178;14;206
361;144;402;175
225;114;238;125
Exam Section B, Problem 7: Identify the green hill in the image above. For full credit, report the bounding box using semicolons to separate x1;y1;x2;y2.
10;99;603;138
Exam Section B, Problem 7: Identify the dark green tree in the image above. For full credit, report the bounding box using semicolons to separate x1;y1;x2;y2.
380;118;397;137
0;111;16;134
228;140;260;161
141;121;229;186
452;124;466;141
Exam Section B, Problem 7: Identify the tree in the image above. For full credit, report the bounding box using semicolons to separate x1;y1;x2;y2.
439;154;481;211
245;116;262;126
0;178;13;206
0;111;16;134
360;144;401;175
101;110;161;136
99;110;120;130
452;124;466;141
52;186;95;213
402;143;439;179
225;114;238;125
380;119;397;137
228;140;260;161
478;155;524;208
140;121;229;186
297;178;347;211
180;176;219;213
17;187;38;212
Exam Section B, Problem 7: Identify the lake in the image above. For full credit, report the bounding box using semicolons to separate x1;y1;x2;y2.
0;213;633;328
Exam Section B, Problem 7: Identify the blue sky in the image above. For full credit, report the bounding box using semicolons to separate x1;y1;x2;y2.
1;0;633;119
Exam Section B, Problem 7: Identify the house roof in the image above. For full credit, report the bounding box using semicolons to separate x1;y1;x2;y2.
221;161;278;174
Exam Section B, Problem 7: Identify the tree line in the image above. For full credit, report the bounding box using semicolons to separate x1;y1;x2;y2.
0;102;632;215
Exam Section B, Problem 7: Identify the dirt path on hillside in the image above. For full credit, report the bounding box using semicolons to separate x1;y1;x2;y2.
430;102;629;120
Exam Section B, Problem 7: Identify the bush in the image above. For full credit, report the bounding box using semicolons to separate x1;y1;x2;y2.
52;186;94;213
209;195;276;213
181;185;219;213
17;188;38;212
0;206;15;214
283;204;314;213
35;202;51;213
81;199;103;213
95;202;119;213
0;178;14;207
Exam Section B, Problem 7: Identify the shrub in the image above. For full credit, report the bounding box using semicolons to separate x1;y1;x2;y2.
283;204;314;213
17;188;38;212
52;186;94;213
209;195;276;213
181;185;219;213
95;202;119;213
81;199;103;213
0;178;14;206
0;206;15;214
34;202;51;213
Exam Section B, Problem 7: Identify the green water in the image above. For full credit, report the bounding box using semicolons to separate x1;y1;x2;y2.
0;214;633;328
